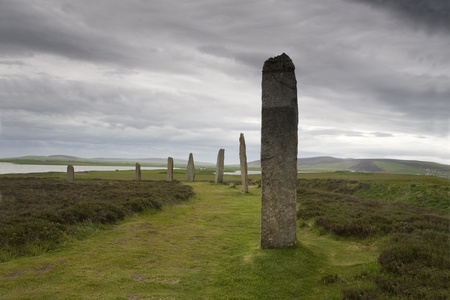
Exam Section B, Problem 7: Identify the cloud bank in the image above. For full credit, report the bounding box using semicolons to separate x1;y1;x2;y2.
0;0;449;164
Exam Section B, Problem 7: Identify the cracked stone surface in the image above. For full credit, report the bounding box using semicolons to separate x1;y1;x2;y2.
260;53;298;249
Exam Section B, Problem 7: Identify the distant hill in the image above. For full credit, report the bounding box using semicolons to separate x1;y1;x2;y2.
1;155;448;177
249;156;450;177
0;155;214;168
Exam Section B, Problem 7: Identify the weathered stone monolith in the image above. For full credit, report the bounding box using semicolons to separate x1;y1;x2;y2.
260;53;298;249
67;164;74;182
239;133;248;193
185;153;195;181
135;162;141;181
167;157;174;181
215;149;225;183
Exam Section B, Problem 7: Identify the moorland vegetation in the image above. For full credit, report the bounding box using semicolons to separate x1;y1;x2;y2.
297;176;449;299
0;170;448;299
0;178;194;261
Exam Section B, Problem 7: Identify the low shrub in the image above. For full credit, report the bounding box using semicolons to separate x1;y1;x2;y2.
298;178;370;195
297;179;450;299
59;202;125;224
122;197;162;214
0;219;66;248
0;178;194;260
341;289;379;300
320;273;345;285
376;230;450;299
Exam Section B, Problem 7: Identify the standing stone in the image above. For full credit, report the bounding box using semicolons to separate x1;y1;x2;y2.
260;53;298;249
185;153;195;181
67;164;74;182
167;157;174;181
135;162;141;181
215;149;225;183
239;133;248;193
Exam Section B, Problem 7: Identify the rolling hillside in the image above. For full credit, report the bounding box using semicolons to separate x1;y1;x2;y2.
252;156;450;177
0;155;214;168
1;155;449;177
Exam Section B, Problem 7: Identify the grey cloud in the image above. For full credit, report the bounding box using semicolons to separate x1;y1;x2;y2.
198;45;233;59
302;129;396;138
0;71;257;156
366;75;450;137
0;60;27;66
198;45;268;72
302;128;366;137
348;0;450;33
1;0;449;164
0;1;181;74
372;132;394;137
0;1;119;61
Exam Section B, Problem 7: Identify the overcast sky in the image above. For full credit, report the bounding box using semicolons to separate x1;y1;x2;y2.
0;0;449;165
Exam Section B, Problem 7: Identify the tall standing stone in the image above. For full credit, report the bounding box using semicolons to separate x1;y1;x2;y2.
67;164;74;182
260;53;298;249
167;157;174;181
239;133;248;193
185;153;195;181
215;149;225;183
135;162;141;181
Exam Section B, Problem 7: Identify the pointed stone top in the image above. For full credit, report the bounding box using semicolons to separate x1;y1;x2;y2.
262;53;295;74
239;133;245;142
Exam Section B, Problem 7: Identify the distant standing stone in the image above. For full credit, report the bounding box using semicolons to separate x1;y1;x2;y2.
185;153;195;181
167;157;174;181
260;53;298;249
67;164;74;182
215;149;225;183
135;162;141;181
239;133;248;193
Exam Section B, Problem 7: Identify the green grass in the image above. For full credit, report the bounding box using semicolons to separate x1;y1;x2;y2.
298;172;449;212
372;161;423;175
297;175;449;299
299;161;356;173
0;170;448;299
0;172;378;299
0;177;194;261
0;168;255;182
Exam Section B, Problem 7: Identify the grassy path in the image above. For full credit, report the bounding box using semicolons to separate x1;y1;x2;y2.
0;181;377;299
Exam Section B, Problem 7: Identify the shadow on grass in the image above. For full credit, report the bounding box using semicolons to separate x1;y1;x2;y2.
211;244;330;299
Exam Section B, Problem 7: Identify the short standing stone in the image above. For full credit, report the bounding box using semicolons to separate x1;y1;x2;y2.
67;164;74;182
215;149;225;183
167;157;174;181
185;153;195;181
239;133;248;193
135;162;141;181
260;53;298;249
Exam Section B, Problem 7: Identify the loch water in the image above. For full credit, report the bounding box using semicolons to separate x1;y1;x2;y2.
0;162;165;175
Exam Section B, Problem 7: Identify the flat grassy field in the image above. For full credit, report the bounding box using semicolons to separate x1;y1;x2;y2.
0;170;448;299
